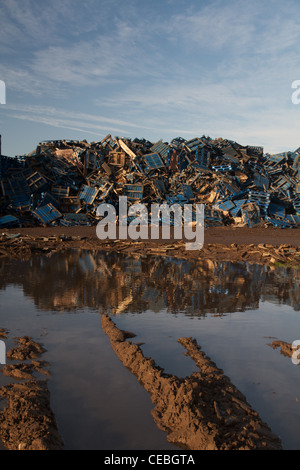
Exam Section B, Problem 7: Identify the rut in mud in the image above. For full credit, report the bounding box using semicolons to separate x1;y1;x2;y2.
101;314;282;450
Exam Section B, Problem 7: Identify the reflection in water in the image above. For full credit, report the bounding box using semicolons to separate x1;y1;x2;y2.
0;249;300;315
1;249;300;450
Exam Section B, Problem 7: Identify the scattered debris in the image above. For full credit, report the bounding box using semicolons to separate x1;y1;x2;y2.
2;228;300;266
1;135;300;229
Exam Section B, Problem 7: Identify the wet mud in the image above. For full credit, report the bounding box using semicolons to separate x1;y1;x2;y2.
2;226;300;266
0;329;8;339
2;361;50;380
101;314;282;450
6;336;47;361
0;333;63;450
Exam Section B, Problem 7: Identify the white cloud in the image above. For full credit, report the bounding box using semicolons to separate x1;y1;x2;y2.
1;0;300;156
165;0;300;62
165;1;258;51
3;104;157;136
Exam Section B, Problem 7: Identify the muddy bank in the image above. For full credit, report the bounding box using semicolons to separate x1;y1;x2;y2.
0;334;63;450
0;380;63;450
6;336;47;361
2;226;300;265
2;361;50;381
101;314;282;450
4;225;300;246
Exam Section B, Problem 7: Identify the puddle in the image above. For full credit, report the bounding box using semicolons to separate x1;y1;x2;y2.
0;249;300;449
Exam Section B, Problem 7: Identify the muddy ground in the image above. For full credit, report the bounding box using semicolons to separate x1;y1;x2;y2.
0;334;63;450
101;314;283;450
2;225;300;266
3;224;300;246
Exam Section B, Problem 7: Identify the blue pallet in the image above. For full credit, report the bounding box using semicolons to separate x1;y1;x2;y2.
33;203;62;225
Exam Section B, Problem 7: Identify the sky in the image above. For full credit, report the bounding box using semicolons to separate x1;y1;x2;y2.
0;0;299;157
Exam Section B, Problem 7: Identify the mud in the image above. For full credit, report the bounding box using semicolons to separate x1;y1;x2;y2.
0;380;63;450
101;314;282;450
1;226;300;266
2;361;50;380
6;336;47;361
0;333;63;450
0;329;8;339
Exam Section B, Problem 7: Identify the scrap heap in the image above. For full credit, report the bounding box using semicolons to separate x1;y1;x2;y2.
0;134;300;229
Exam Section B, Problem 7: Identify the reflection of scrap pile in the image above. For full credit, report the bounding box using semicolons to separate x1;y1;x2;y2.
1;134;300;229
2;249;300;313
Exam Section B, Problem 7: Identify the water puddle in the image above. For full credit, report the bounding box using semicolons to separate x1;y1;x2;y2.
0;249;300;449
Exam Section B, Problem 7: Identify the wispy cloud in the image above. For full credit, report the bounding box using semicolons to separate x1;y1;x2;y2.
165;1;258;52
3;104;158;136
0;0;300;156
165;0;300;56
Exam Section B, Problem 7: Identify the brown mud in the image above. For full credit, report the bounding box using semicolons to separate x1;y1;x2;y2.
6;336;47;361
101;314;282;450
0;329;8;339
1;226;300;266
2;361;50;380
0;334;63;450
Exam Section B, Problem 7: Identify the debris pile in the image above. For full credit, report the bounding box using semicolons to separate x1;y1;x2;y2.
1;135;300;229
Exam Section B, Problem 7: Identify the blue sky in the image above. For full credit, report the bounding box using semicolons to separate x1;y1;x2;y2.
0;0;299;157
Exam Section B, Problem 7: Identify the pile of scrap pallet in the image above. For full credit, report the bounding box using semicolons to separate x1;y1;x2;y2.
0;134;300;229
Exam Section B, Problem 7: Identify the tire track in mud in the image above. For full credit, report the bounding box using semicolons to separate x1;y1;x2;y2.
101;314;282;450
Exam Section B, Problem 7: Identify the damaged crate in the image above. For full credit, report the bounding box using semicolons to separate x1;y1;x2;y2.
241;203;261;228
123;184;144;201
78;185;99;205
32;203;62;225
